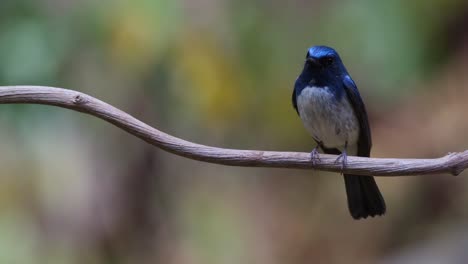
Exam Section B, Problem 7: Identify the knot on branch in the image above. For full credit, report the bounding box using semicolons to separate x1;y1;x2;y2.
72;94;88;105
445;151;468;176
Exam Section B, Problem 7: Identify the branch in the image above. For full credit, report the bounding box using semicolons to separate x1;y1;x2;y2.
0;86;466;176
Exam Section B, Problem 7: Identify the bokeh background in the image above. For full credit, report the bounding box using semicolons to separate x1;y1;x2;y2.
1;0;468;263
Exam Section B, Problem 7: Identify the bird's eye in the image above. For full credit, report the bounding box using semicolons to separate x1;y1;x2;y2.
322;56;334;66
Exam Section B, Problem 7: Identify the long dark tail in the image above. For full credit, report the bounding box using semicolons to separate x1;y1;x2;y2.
344;174;386;219
320;145;386;219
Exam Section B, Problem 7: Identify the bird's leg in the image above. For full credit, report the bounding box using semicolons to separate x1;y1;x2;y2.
310;142;322;166
335;141;348;173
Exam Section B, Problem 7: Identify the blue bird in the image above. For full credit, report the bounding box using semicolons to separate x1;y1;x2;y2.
292;45;386;219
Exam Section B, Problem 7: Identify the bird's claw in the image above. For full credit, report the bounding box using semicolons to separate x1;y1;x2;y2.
334;151;348;173
310;147;321;166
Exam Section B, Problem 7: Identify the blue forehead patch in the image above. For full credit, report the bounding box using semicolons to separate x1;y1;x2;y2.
307;46;338;58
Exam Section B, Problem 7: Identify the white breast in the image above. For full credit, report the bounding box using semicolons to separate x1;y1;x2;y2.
297;86;359;153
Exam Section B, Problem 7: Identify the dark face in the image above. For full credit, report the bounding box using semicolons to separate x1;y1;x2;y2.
298;46;348;87
305;46;344;74
294;46;348;96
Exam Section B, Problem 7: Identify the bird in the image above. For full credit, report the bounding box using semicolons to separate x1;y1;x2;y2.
292;45;386;219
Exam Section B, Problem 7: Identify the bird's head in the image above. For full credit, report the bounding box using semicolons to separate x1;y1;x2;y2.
299;45;348;86
305;46;344;71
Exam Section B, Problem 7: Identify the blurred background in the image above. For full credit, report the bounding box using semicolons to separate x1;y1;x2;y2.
1;0;468;263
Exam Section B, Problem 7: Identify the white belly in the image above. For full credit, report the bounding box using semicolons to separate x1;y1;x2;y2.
297;86;359;152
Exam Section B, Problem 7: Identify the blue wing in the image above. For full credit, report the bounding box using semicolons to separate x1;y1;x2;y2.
343;75;372;157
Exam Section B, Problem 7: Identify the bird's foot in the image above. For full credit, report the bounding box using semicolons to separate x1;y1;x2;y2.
334;151;348;173
310;147;321;166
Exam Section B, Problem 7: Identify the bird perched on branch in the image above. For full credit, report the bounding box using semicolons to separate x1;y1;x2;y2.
292;45;386;219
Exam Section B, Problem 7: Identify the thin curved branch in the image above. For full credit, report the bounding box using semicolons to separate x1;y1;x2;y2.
0;86;466;176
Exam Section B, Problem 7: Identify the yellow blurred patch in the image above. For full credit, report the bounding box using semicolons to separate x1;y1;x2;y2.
106;1;179;72
174;33;244;124
109;11;158;70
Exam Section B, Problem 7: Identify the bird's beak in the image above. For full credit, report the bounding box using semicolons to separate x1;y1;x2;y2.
306;57;319;65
